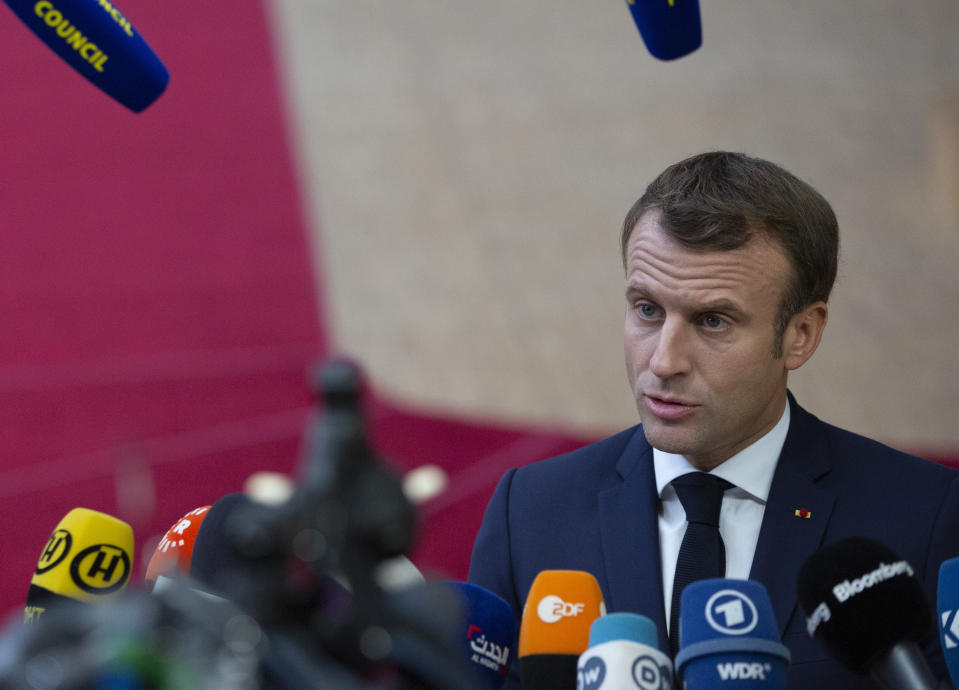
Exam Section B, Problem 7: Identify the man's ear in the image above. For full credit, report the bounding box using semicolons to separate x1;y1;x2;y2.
783;301;828;371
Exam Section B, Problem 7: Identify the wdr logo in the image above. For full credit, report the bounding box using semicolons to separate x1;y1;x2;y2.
705;589;759;636
941;610;959;649
716;661;772;680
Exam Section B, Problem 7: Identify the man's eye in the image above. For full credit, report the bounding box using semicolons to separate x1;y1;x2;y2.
636;303;659;319
703;314;726;330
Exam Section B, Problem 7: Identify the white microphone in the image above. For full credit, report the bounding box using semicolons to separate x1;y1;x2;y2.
577;612;673;689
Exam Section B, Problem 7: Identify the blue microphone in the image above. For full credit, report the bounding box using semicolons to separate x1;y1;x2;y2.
624;0;702;61
577;613;672;690
442;582;517;688
675;579;790;688
937;557;959;689
2;0;169;112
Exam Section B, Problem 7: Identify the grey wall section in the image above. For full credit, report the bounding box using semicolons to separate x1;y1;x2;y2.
268;0;959;451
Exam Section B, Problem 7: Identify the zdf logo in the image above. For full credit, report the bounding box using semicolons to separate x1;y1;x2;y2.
941;610;959;649
537;595;585;623
705;589;758;635
69;544;131;595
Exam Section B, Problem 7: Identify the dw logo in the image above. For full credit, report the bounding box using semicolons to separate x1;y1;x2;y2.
578;656;605;690
941;610;959;649
705;589;759;636
631;654;670;690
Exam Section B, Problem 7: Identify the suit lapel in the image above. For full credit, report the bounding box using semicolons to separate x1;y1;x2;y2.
749;396;835;636
596;396;835;648
598;429;670;652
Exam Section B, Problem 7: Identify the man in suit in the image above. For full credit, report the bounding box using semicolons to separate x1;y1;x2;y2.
468;151;959;688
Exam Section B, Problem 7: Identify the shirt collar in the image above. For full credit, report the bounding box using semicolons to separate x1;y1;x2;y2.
653;399;791;503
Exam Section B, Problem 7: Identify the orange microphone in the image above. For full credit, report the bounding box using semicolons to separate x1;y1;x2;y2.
144;506;210;590
518;570;607;690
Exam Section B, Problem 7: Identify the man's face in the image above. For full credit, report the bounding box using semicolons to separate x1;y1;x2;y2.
624;210;793;470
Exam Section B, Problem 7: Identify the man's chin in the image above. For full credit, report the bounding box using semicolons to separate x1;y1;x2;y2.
639;424;695;456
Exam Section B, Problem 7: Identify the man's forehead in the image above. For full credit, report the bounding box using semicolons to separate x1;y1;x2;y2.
624;219;790;307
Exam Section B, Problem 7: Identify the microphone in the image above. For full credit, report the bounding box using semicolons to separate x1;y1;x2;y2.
442;582;517;688
624;0;702;61
577;612;672;690
144;505;210;590
1;0;169;112
25;507;134;623
674;578;790;689
937;557;959;689
798;536;938;690
518;569;607;690
180;492;281;602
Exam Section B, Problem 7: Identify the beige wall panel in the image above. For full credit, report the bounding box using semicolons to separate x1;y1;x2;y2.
269;0;959;451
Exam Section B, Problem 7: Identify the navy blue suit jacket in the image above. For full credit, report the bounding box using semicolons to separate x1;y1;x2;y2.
468;395;959;688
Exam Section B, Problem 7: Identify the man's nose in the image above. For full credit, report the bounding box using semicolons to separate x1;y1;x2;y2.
648;318;692;379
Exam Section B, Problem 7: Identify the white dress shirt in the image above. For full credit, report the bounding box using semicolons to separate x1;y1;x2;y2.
654;401;791;633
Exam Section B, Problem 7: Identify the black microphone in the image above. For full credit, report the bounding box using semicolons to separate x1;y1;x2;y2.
797;536;939;690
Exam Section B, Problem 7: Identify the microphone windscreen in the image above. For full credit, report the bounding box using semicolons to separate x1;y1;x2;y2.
25;508;134;622
936;556;959;687
2;0;169;112
797;536;931;675
443;582;517;688
577;613;672;690
589;612;658;648
187;492;255;593
186;491;328;615
675;578;790;689
518;570;606;690
144;506;210;589
519;570;607;657
625;0;702;61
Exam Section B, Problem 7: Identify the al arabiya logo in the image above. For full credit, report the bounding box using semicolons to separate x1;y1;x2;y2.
705;589;758;636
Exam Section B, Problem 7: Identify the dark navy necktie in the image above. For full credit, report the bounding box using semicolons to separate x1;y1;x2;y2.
668;471;734;655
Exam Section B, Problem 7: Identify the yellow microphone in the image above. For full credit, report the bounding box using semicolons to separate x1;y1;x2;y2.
518;570;607;689
25;507;134;623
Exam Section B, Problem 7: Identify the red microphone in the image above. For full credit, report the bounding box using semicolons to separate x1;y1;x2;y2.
145;506;210;590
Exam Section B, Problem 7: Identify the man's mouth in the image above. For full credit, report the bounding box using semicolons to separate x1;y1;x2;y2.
643;394;697;420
